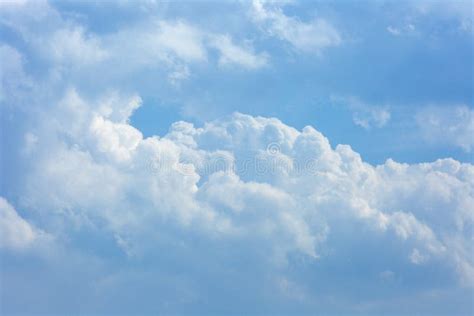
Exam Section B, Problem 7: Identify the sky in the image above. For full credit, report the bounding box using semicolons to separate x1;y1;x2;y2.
0;0;473;315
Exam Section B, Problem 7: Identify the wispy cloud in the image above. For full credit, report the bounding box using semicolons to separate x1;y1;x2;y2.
250;0;341;53
386;24;415;36
210;35;269;69
331;95;391;129
416;105;474;152
0;2;269;87
0;197;49;251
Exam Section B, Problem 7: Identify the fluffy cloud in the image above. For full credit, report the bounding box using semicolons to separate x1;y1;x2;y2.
1;1;472;314
416;105;474;152
154;20;207;62
11;89;472;284
110;20;269;71
0;45;471;311
250;0;341;53
1;85;473;313
48;26;108;65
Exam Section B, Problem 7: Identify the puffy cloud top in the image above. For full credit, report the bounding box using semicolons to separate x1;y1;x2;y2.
14;90;473;292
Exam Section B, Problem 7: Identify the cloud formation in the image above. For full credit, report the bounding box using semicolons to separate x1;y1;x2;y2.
0;197;46;250
2;85;472;313
0;0;268;88
250;0;341;53
1;1;472;314
11;87;473;278
416;105;474;152
210;35;269;69
331;95;391;129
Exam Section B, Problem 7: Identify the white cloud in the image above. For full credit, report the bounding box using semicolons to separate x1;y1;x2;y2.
10;89;471;287
331;95;391;129
416;105;474;152
0;197;42;250
1;1;472;311
410;248;427;264
154;20;207;62
250;0;341;53
0;0;28;8
210;35;269;69
0;2;267;88
387;26;401;36
415;1;473;33
0;76;472;311
48;26;108;65
109;20;268;72
387;24;416;37
168;64;191;85
0;44;33;104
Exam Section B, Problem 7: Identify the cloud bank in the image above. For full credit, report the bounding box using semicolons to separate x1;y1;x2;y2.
2;86;472;313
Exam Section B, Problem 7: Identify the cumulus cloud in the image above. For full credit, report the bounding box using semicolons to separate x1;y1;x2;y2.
250;0;341;53
0;83;472;312
10;88;471;287
416;105;474;152
1;1;472;313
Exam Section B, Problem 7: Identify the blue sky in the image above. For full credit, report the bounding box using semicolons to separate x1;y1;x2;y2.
0;0;473;315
